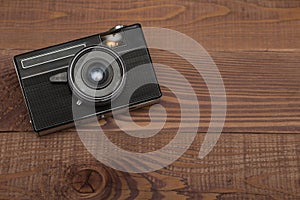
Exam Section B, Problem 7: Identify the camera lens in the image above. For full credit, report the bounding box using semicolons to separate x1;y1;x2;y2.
68;46;126;104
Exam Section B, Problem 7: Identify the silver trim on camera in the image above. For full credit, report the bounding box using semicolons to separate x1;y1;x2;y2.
20;44;86;69
22;66;69;79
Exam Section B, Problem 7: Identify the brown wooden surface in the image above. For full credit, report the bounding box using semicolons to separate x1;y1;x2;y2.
0;0;300;199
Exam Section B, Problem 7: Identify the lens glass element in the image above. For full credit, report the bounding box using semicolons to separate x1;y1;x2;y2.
90;67;104;82
81;60;114;90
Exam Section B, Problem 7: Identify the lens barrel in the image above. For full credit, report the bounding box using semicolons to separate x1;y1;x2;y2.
68;46;126;104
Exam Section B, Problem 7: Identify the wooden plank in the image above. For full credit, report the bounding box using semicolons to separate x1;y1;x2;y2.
0;1;299;200
0;0;300;51
1;49;300;133
0;132;298;199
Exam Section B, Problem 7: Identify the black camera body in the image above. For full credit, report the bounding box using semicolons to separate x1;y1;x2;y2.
14;24;161;135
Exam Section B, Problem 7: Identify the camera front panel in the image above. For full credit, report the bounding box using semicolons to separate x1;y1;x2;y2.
13;24;161;134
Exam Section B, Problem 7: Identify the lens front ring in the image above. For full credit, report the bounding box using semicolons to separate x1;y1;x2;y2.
68;46;126;104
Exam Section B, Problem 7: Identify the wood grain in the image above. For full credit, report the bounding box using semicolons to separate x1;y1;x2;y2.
0;0;300;199
0;0;300;51
0;132;298;199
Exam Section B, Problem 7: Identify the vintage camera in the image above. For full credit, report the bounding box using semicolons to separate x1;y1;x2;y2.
14;24;162;136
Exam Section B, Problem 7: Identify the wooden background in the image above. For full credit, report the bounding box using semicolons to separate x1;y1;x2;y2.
0;0;300;199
